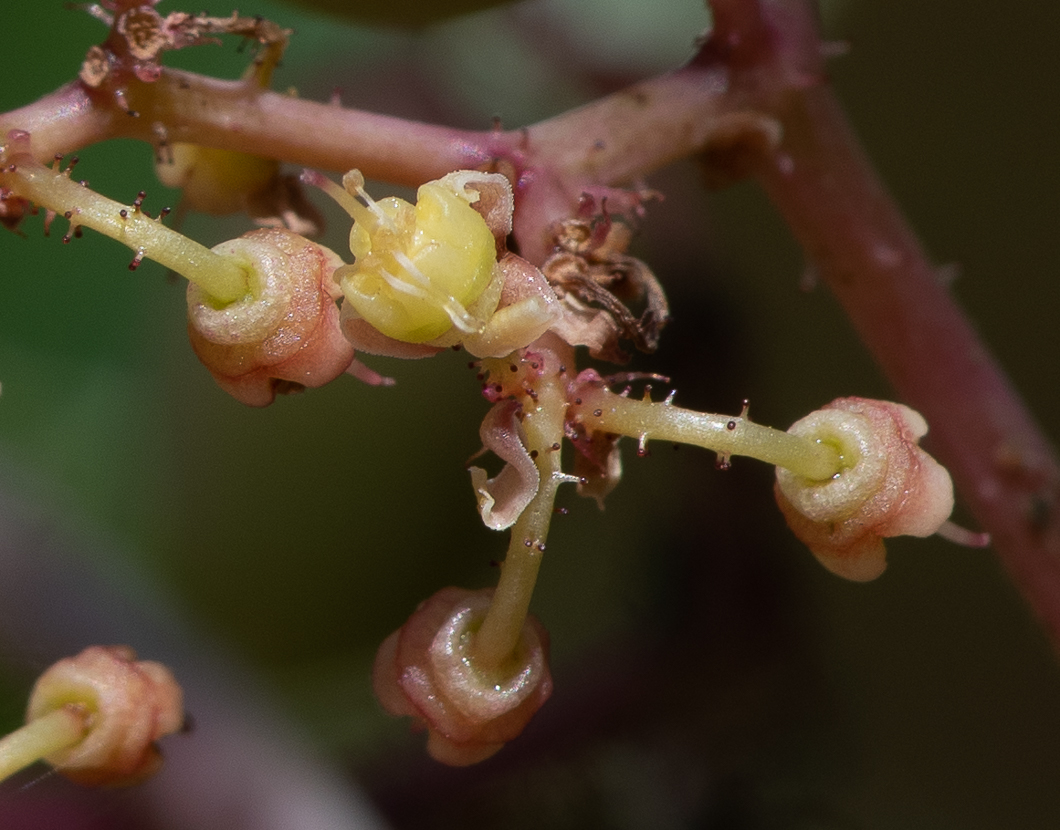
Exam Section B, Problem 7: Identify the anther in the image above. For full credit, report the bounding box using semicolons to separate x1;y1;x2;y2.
593;409;603;417
523;539;533;548
550;442;561;451
664;390;677;405
529;449;539;459
726;420;737;431
554;507;569;515
128;249;145;271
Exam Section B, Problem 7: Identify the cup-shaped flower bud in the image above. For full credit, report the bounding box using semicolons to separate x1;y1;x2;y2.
373;587;552;766
187;228;354;406
25;645;184;787
774;397;954;581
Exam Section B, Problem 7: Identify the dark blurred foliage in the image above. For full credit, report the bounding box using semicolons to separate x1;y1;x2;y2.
1;1;1060;828
283;0;517;27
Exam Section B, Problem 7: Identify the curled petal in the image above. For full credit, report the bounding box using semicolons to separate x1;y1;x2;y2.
372;588;552;766
775;397;954;581
470;399;540;530
187;228;355;406
26;646;184;786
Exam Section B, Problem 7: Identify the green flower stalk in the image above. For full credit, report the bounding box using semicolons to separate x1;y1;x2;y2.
1;130;248;304
568;373;957;580
1;131;356;406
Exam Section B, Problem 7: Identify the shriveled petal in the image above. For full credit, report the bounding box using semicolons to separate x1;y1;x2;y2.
470;399;540;530
437;170;514;242
549;295;628;363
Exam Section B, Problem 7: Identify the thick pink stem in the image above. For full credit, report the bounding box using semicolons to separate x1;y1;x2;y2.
710;0;1060;648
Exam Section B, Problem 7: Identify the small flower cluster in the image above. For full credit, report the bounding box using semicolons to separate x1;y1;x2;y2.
1;106;968;770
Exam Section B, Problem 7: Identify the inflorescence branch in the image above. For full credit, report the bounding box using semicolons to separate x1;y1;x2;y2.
572;382;842;481
1;0;1058;771
0;131;248;303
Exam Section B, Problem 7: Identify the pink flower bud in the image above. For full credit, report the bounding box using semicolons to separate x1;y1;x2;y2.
774;397;954;581
372;587;552;766
187;228;354;406
26;645;184;787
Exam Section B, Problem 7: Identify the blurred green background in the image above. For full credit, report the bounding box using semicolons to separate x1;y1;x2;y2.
2;0;1060;827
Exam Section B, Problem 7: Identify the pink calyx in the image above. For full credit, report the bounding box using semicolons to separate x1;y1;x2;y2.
187;228;354;406
372;587;552;766
774;397;954;581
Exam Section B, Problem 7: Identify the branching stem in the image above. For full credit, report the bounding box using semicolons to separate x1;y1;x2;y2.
1;0;1058;653
1;143;248;303
473;345;572;672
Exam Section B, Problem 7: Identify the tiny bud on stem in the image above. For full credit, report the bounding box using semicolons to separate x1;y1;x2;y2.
0;646;184;787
